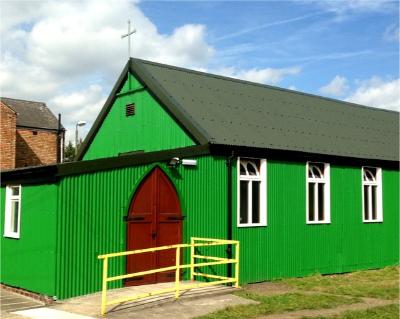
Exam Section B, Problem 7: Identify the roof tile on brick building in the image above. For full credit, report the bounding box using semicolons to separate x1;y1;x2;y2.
1;97;60;130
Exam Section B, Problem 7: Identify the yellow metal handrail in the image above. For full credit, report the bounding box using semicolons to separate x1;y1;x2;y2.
98;237;240;315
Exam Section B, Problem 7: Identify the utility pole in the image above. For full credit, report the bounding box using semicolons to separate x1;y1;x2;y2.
75;121;86;156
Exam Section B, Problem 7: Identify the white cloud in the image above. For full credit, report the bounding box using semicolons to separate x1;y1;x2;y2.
384;24;400;42
0;0;215;142
310;0;395;14
0;0;307;144
0;1;45;33
320;75;349;96
49;85;107;143
214;66;301;85
346;77;400;111
0;53;60;100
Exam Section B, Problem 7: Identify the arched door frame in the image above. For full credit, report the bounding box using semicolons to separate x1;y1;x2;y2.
123;164;184;219
124;165;183;286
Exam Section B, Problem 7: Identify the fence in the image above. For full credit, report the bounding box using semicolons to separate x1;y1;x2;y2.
98;237;240;315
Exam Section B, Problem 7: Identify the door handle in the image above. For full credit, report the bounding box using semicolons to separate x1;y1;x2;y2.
152;232;157;239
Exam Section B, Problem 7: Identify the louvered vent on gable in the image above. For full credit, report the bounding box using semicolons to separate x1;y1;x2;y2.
125;103;135;117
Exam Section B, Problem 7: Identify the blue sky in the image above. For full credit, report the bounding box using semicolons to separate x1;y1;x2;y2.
140;1;398;92
1;0;399;141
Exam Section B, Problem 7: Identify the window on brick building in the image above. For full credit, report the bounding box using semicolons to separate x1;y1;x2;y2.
4;185;22;238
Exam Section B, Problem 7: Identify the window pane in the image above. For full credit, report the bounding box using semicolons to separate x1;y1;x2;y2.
240;181;249;224
247;162;257;176
363;185;369;220
308;183;315;221
318;183;324;221
252;181;260;223
364;169;375;182
311;164;324;178
371;186;377;220
11;186;19;196
311;166;320;178
240;163;246;175
308;166;313;178
11;200;19;233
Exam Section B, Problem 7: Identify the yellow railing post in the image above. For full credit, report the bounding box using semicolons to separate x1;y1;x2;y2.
175;246;180;299
234;242;240;288
101;257;108;316
190;237;195;281
98;237;240;314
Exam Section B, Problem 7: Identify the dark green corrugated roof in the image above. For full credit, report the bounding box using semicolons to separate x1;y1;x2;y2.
78;58;399;162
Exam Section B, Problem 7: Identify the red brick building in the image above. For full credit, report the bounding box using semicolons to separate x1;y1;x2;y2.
0;98;64;170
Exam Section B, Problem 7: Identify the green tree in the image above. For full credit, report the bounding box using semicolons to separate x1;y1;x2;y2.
64;141;76;162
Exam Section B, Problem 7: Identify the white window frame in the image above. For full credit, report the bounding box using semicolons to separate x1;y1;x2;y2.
237;157;267;227
362;167;383;223
306;162;331;224
4;185;22;239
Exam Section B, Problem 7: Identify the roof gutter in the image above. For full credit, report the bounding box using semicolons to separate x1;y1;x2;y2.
1;144;211;186
210;144;400;169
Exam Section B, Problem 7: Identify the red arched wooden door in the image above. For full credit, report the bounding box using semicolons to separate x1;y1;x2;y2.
125;167;182;286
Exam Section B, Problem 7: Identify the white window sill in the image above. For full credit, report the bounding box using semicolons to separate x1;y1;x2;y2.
237;224;267;228
363;220;383;223
306;221;331;225
3;233;20;239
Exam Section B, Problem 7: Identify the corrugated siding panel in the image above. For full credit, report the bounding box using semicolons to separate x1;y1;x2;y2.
57;166;151;298
1;184;58;296
55;155;398;298
83;73;195;161
233;160;399;284
56;156;227;299
179;156;228;279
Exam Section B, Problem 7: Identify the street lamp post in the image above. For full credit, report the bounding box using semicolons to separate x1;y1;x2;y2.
75;121;87;156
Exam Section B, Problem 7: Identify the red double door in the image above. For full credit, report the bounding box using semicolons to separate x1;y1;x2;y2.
125;168;183;286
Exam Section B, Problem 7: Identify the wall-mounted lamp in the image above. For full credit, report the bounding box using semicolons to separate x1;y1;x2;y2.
167;157;197;168
168;157;180;168
167;158;197;168
181;159;197;166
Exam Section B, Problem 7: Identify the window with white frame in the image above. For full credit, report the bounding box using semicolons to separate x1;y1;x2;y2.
4;185;22;238
362;167;383;222
237;158;267;227
306;162;330;224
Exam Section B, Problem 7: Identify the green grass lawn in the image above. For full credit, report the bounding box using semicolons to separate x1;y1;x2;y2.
196;267;399;319
281;266;399;300
301;304;400;319
197;292;358;319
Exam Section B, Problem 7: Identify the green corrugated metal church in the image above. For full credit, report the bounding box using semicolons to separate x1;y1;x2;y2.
1;58;399;300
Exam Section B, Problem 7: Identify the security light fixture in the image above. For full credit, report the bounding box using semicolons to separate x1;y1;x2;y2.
168;157;180;168
167;158;197;168
181;159;197;166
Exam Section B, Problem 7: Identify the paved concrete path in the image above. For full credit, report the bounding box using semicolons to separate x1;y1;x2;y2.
0;288;44;319
6;282;255;319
